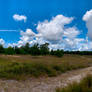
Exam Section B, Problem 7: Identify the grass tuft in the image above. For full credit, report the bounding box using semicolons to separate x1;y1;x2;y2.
56;74;92;92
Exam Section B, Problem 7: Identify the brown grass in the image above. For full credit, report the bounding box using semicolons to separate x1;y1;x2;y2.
0;54;91;80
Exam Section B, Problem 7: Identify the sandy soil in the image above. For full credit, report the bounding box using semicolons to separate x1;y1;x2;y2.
0;67;92;92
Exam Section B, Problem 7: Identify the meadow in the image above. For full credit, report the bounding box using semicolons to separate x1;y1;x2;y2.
0;54;91;80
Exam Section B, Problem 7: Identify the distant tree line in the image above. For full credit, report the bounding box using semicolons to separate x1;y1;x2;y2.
0;43;92;57
0;43;64;57
64;51;92;55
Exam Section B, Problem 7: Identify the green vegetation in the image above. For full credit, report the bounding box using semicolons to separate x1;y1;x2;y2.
0;55;91;80
50;49;64;57
64;51;92;55
0;43;92;58
56;74;92;92
0;43;64;57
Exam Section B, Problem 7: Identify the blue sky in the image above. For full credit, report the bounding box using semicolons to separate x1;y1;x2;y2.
0;0;92;50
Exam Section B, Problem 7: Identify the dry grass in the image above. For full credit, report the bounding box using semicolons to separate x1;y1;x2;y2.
56;74;92;92
0;54;91;80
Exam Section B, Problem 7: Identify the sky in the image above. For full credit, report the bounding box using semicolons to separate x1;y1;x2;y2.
0;0;92;50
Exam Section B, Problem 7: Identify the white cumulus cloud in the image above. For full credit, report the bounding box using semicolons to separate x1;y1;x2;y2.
0;38;5;45
64;27;80;38
83;9;92;40
36;15;73;42
13;14;27;22
20;29;36;43
11;14;92;51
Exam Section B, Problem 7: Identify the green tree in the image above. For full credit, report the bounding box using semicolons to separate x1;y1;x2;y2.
29;43;40;55
5;47;15;55
50;49;64;57
0;45;4;54
55;49;64;57
19;47;26;54
24;43;30;54
14;46;22;54
40;43;49;55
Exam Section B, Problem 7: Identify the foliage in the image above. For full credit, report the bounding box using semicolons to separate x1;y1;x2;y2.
29;43;40;56
50;49;64;57
40;43;49;55
64;51;92;55
0;45;4;54
0;43;64;57
5;47;15;55
1;42;92;57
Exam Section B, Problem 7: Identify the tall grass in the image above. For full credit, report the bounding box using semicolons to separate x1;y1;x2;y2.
56;74;92;92
0;55;91;80
0;60;91;80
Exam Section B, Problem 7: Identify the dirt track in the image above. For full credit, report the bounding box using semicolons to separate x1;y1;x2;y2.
0;67;92;92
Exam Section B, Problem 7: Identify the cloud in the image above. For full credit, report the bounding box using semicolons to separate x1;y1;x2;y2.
78;41;92;51
63;38;85;51
36;15;73;42
11;29;36;47
13;14;27;22
0;38;5;45
20;29;35;42
11;14;92;51
12;14;83;50
35;14;85;51
83;9;92;40
64;27;80;38
83;10;92;21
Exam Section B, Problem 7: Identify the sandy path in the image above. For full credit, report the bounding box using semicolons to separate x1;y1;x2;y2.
0;67;92;92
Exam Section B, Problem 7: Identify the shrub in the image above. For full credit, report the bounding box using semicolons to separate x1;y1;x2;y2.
50;49;64;57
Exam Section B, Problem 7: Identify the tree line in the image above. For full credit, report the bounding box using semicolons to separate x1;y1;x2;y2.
0;43;92;57
64;51;92;55
0;43;64;57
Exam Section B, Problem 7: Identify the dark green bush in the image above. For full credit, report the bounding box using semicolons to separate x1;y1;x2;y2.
50;49;64;57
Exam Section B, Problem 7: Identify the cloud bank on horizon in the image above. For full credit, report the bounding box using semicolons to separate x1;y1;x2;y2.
0;10;92;51
6;9;92;51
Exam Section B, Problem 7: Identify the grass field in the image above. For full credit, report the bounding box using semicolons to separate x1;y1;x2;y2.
56;74;92;92
0;54;92;80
